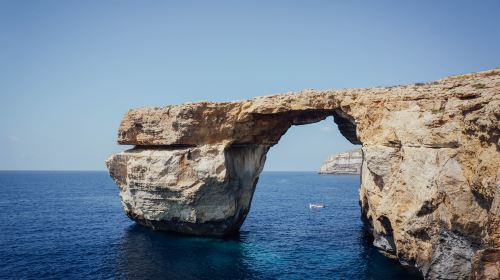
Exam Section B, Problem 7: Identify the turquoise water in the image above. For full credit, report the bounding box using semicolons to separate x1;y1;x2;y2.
0;171;420;279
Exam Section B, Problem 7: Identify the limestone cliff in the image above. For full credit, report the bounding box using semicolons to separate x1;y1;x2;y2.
106;68;500;279
319;149;362;174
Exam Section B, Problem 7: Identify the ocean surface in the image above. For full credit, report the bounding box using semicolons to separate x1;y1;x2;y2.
0;171;421;279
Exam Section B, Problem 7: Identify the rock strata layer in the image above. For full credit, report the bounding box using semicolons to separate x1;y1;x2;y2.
319;149;362;174
107;69;500;279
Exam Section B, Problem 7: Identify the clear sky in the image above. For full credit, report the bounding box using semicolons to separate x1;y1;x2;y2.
1;1;499;171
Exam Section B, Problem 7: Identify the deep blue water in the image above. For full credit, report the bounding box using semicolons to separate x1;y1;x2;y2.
0;171;420;279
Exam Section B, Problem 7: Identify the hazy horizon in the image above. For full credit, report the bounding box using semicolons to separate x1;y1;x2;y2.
1;1;499;171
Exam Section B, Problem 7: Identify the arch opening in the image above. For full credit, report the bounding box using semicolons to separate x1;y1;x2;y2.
221;109;363;236
233;116;419;279
263;116;359;172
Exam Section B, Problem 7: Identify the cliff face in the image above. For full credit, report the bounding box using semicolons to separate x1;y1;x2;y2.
106;69;500;279
319;149;362;174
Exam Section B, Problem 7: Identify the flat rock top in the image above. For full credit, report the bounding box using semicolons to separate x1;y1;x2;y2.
324;149;362;161
116;68;500;147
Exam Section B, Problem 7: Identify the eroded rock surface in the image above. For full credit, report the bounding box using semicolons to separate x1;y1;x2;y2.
107;69;500;279
106;144;268;236
319;149;362;174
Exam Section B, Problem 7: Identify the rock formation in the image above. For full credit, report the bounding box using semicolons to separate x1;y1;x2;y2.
106;69;500;279
319;148;362;174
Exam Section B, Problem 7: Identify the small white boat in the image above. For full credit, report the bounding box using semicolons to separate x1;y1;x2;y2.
309;203;325;209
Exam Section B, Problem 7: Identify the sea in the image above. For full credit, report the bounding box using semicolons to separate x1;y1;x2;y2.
0;171;421;279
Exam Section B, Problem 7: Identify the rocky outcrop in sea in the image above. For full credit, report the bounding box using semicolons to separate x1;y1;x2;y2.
106;69;500;279
319;149;362;174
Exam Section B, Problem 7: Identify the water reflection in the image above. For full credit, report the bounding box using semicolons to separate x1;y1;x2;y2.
115;225;259;280
115;224;421;280
114;173;422;280
0;171;422;279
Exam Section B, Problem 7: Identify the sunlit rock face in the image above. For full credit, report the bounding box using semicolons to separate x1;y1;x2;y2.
319;149;362;174
106;144;269;236
107;69;500;279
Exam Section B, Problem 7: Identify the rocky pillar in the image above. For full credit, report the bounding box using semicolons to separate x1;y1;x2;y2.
106;144;269;236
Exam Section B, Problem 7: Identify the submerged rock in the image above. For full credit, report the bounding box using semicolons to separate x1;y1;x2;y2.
106;68;500;279
319;149;362;175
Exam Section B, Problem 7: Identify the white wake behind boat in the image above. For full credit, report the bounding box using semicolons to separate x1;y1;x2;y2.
309;203;325;209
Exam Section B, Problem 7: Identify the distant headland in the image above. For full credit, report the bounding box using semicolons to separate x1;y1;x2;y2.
319;149;362;175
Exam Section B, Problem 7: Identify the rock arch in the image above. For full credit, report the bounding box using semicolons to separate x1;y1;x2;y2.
106;69;499;279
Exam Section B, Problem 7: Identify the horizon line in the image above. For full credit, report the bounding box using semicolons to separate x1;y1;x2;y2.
0;169;322;172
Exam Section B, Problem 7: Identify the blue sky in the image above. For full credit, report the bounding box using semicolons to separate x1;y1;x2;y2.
1;1;499;171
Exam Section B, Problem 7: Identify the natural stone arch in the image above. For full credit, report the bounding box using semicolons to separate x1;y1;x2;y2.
109;107;359;236
107;69;499;279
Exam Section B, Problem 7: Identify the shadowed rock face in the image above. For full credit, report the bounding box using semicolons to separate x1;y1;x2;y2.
106;69;500;279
